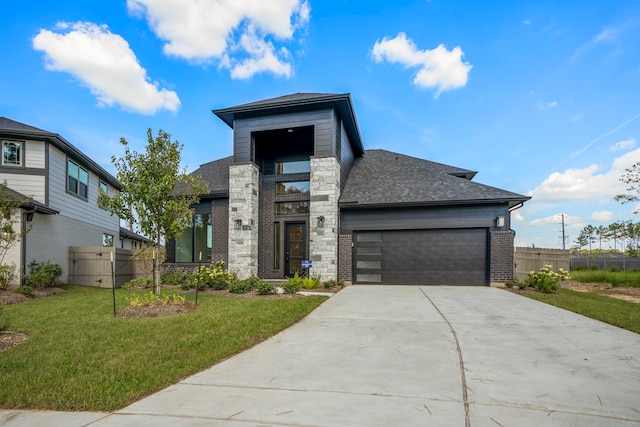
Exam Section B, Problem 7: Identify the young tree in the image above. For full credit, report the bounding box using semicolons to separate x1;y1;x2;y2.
98;129;208;295
0;182;32;287
615;162;640;212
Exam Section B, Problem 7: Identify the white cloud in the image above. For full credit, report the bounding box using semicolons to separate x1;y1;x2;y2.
33;22;179;114
610;137;636;151
512;210;525;222
536;100;557;110
571;112;584;122
127;0;309;79
528;148;640;202
531;213;582;227
371;32;472;98
591;210;614;222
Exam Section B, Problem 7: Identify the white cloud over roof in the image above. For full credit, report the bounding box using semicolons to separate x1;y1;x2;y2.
527;148;640;202
127;0;309;79
33;22;180;115
371;32;472;98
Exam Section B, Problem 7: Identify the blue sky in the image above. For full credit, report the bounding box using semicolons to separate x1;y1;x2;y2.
2;0;640;250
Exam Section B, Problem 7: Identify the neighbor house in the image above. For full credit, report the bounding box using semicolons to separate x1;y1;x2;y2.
165;93;530;285
0;117;121;285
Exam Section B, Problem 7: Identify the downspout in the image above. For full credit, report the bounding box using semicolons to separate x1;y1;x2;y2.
21;207;36;285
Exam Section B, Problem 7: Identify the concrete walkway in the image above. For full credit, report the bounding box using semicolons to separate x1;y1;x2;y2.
2;286;640;426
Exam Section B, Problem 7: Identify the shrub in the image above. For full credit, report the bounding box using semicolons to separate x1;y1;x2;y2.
525;265;570;293
281;281;300;294
161;272;187;286
14;285;34;297
229;277;261;294
287;272;303;287
25;261;62;289
323;279;336;289
128;292;187;307
211;275;230;290
255;281;276;295
0;263;16;290
302;276;320;289
122;276;153;290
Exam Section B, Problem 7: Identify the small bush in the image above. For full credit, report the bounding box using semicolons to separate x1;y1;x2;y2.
0;264;16;290
122;276;153;290
255;281;276;295
229;277;259;294
161;272;187;286
128;292;187;307
281;281;300;294
302;276;320;289
211;275;230;290
14;285;34;297
25;261;62;289
323;279;336;289
525;265;570;293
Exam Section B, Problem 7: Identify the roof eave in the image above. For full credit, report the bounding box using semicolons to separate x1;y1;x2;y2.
2;128;121;190
212;93;364;156
339;197;531;209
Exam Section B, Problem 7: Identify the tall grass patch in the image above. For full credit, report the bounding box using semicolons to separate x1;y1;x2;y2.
570;269;640;287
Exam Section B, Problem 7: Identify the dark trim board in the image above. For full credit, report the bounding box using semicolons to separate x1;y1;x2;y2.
353;228;489;285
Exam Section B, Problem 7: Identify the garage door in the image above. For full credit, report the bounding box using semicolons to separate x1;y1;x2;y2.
354;229;488;285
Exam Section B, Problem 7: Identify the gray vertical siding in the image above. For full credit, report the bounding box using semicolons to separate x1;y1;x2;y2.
233;109;335;163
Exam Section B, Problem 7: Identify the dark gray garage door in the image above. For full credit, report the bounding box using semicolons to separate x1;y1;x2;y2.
354;229;488;285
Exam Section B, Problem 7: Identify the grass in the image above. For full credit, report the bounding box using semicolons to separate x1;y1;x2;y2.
519;288;640;334
569;269;640;287
0;286;326;412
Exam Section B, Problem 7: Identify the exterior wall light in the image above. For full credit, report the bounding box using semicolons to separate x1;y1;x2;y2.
234;219;242;230
317;216;325;228
496;216;505;228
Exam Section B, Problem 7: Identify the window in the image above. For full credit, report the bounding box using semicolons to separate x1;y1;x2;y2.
99;181;108;195
103;233;114;247
276;181;310;195
275;160;310;174
2;141;22;166
273;222;280;269
275;201;310;215
175;213;212;262
67;160;89;199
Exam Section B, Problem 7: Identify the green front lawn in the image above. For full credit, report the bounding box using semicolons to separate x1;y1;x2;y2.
518;288;640;334
0;286;326;411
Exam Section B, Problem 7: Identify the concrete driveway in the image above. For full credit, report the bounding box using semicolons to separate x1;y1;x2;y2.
2;285;640;426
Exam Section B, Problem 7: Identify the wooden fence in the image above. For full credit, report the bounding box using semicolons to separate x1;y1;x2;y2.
514;247;570;282
68;246;154;288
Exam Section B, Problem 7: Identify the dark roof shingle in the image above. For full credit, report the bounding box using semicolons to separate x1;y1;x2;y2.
340;149;529;208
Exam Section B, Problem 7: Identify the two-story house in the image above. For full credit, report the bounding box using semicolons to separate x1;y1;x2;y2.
0;117;121;285
165;93;530;286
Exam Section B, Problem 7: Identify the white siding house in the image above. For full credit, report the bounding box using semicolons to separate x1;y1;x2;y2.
0;117;121;284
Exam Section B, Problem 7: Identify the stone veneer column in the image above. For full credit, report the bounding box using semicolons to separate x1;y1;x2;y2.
227;163;259;279
309;156;340;281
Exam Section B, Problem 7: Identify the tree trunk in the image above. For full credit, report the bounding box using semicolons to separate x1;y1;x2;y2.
154;233;161;296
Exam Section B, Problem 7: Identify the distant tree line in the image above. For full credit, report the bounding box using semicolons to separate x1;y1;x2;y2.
573;221;640;255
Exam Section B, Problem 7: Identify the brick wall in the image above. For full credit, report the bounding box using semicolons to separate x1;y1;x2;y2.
338;233;352;283
490;230;515;282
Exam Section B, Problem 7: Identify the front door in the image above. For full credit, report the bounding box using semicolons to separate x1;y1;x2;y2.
285;223;306;277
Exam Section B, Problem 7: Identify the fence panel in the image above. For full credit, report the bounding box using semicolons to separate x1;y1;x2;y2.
68;247;151;288
514;247;570;281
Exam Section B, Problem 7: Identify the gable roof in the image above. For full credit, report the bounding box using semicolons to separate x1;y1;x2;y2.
340;149;530;208
212;93;364;156
0;117;120;189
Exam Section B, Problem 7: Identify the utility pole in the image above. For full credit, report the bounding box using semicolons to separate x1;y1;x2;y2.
561;214;566;250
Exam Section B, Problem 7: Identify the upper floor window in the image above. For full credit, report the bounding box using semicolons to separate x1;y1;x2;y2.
99;181;108;195
275;160;310;174
276;181;310;195
2;141;22;166
67;159;88;199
